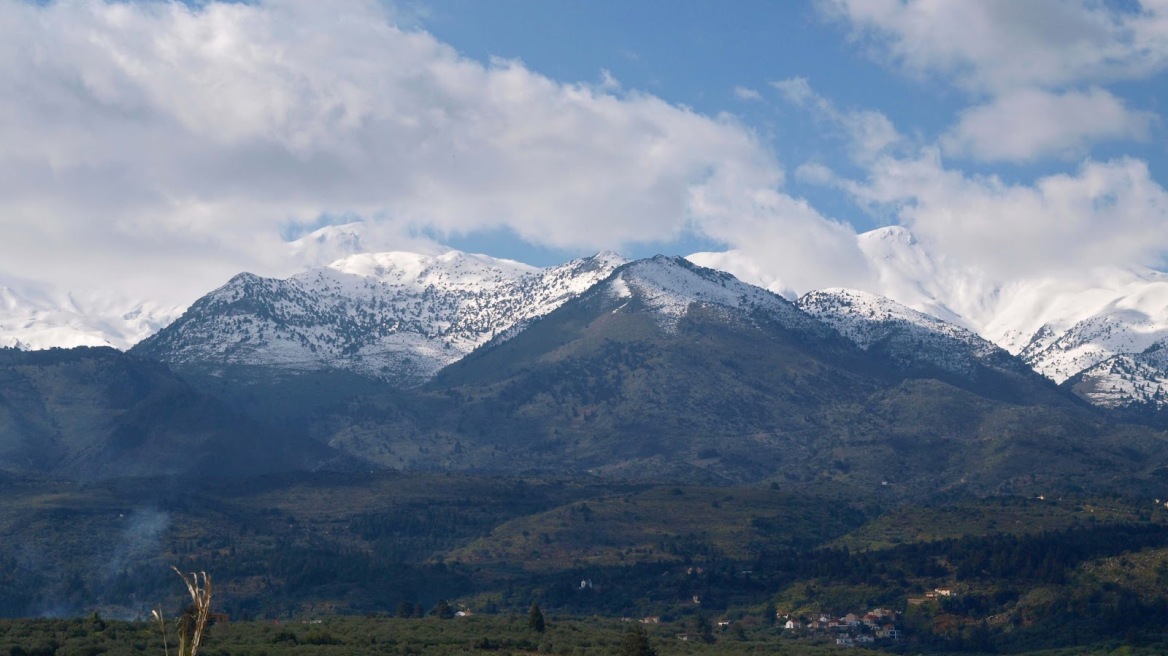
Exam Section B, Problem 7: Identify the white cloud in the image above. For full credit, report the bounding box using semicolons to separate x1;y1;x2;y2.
846;150;1168;279
734;86;762;101
795;162;838;185
10;0;1165;325
599;69;622;91
0;0;842;305
820;0;1168;93
772;77;901;163
942;87;1155;163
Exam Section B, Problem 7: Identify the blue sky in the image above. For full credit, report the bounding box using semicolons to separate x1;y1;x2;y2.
417;0;1168;263
2;0;1168;302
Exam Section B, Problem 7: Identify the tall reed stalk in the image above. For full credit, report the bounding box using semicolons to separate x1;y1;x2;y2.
152;567;213;656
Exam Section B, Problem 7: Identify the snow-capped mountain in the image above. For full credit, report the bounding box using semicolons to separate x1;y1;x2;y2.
8;215;1168;411
693;226;1168;411
0;277;182;351
797;288;1033;380
133;249;627;385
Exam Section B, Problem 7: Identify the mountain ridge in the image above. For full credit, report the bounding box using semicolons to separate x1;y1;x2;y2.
5;225;1168;411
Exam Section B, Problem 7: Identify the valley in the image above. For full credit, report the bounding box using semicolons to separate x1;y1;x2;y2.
2;471;1168;654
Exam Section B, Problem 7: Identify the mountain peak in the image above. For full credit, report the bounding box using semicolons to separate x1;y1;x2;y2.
587;250;628;269
603;255;815;333
226;272;263;285
861;225;917;246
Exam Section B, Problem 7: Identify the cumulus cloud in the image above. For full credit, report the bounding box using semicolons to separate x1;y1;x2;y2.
1;0;852;304
846;150;1168;279
10;0;1165;320
820;0;1168;93
942;87;1155;163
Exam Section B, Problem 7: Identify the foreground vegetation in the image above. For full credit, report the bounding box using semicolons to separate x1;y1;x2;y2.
3;612;1168;656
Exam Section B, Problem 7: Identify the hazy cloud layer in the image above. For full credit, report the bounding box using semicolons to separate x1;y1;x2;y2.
775;70;1168;284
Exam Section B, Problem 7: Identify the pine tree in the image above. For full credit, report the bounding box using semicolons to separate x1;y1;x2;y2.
528;603;546;632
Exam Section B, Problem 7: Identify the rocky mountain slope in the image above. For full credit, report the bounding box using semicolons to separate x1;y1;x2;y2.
1067;343;1168;410
798;287;1012;377
132;250;626;387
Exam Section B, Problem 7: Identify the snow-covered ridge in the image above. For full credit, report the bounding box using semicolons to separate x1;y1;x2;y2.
798;288;1027;378
799;287;982;350
1006;274;1168;382
134;249;628;385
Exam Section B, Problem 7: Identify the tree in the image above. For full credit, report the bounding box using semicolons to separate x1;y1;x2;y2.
431;599;454;619
528;603;546;632
619;625;657;656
